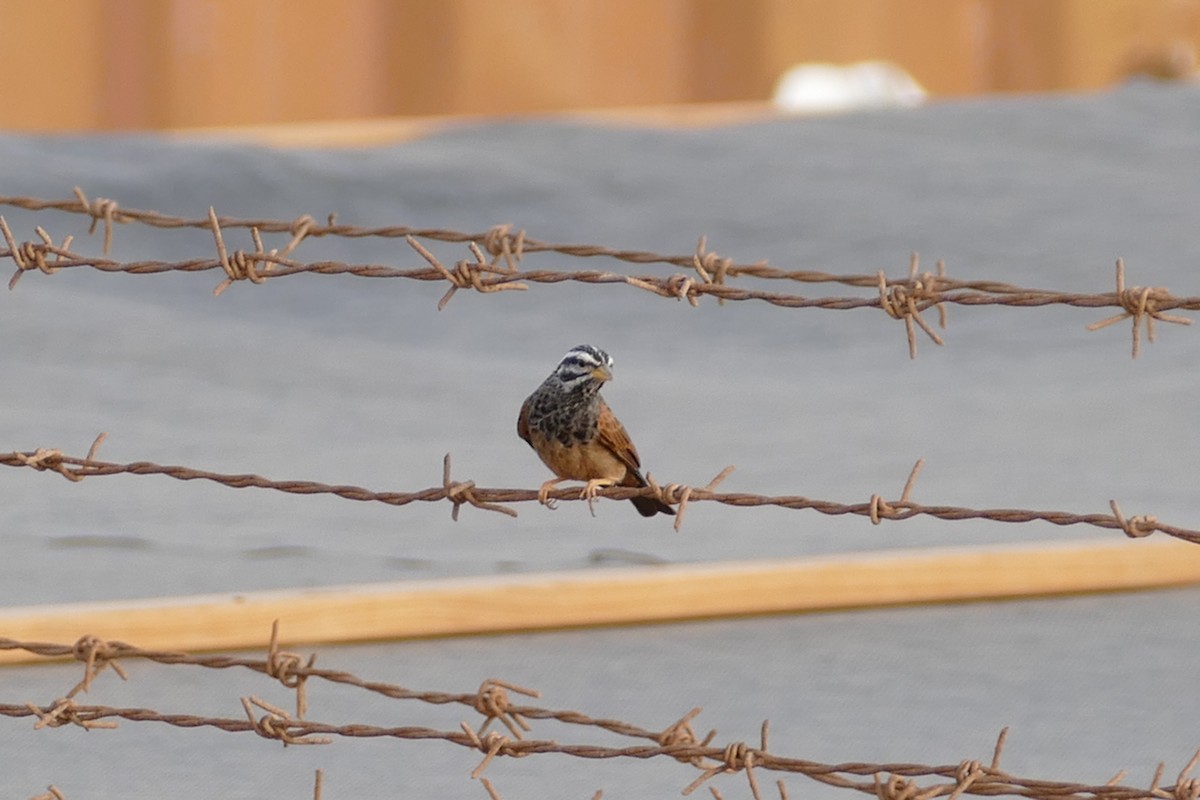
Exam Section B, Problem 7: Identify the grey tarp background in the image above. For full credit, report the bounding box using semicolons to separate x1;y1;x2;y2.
1;84;1198;797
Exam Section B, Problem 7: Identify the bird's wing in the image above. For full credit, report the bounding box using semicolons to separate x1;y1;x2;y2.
517;395;533;446
596;396;644;478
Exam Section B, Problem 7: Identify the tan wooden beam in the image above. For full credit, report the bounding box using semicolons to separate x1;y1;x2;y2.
2;539;1197;665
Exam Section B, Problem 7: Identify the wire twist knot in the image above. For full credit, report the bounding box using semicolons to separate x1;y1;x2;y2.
869;459;924;525
482;224;526;271
644;465;736;533
1175;779;1200;800
1087;259;1191;358
241;696;329;746
946;760;986;800
13;449;79;482
209;209;279;295
657;707;708;756
1109;500;1158;538
2;218;76;289
71;634;129;694
442;454;518;521
407;235;527;310
463;725;523;779
27;697;117;730
473;678;538;739
286;214;315;249
877;254;948;359
682;739;757;796
12;433;106;483
73;186;120;255
265;621;314;718
14;240;55;275
224;249;268;285
720;741;751;772
874;773;943;800
665;273;700;306
693;235;735;305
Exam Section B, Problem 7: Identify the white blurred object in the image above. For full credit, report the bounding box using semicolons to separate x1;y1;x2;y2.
1120;40;1199;82
772;60;927;114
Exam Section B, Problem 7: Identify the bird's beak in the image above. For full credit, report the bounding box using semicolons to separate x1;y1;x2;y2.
591;365;613;382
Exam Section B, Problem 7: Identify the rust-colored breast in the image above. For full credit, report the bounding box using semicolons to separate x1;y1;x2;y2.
519;390;643;485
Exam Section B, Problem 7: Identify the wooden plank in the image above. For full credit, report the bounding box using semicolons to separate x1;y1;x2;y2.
169;101;782;148
2;539;1199;665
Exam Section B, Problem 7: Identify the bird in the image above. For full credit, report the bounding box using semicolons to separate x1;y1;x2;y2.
518;345;674;517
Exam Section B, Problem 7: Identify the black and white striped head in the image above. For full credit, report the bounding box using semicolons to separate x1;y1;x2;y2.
550;344;614;390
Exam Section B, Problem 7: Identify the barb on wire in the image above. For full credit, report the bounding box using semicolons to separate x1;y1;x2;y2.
877;254;948;359
5;690;1200;800
29;786;66;800
71;632;129;696
25;697;118;730
208;206;274;296
0;189;1119;295
7;432;106;483
0;189;853;284
1085;258;1191;358
0;233;1190;357
406;235;528;310
473;678;541;740
266;620;315;719
241;695;331;746
0;627;689;746
645;464;737;532
5;630;1200;800
1;440;1197;543
72;186;118;255
870;459;925;525
0;216;76;290
1;192;1195;358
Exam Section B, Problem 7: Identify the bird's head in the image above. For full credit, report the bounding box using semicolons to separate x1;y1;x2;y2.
552;344;614;389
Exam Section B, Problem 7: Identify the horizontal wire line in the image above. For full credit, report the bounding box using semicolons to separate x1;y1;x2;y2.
1;447;1193;543
2;633;1194;800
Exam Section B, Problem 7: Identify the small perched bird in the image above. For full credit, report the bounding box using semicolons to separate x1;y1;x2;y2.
518;345;674;517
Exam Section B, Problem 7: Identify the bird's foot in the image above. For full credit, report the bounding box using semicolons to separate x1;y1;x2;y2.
538;478;567;510
580;478;617;517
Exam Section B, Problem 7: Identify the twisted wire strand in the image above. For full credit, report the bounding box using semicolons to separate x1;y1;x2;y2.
3;632;1197;800
1;445;1192;543
0;190;898;288
0;636;666;743
3;241;1200;312
2;192;1193;359
0;190;1195;307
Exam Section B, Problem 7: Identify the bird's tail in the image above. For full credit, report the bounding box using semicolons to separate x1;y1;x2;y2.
631;496;675;517
626;471;675;517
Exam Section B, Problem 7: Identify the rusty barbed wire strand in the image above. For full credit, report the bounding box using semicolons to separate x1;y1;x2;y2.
4;633;1195;800
0;441;1193;543
3;633;1200;800
0;632;679;745
0;189;1166;297
28;787;66;800
4;225;1197;314
0;194;1193;358
0;189;956;289
0;705;1184;800
0;200;1187;797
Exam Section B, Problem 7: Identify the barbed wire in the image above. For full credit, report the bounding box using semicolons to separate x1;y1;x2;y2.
0;187;937;287
4;630;1200;800
0;190;1193;357
1;185;1191;799
0;435;1190;543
